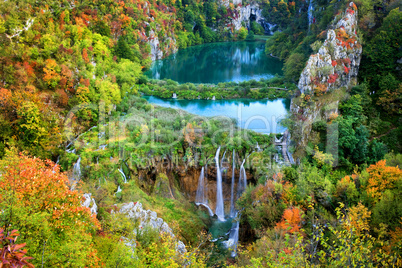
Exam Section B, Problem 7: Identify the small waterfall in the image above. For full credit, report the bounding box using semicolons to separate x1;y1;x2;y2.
199;203;214;217
308;0;314;27
215;147;225;221
195;166;214;216
72;157;81;181
230;150;236;217
221;150;226;168
237;159;247;199
195;167;206;204
172;93;177;99
256;142;262;152
224;214;240;257
115;185;122;195
118;168;127;183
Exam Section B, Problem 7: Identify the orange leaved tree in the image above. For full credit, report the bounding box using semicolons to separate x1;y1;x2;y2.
365;160;402;202
275;207;304;234
0;150;100;267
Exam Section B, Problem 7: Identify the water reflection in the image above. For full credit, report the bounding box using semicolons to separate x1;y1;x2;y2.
144;96;289;134
145;41;283;84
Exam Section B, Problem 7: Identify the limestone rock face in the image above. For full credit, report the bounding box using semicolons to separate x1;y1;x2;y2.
220;0;275;34
298;2;362;94
147;29;178;61
291;3;362;157
119;202;187;254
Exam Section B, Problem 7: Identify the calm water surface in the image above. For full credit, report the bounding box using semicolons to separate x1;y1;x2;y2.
144;96;290;134
145;41;283;84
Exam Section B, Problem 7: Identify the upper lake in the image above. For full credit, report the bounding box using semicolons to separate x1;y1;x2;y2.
145;41;283;84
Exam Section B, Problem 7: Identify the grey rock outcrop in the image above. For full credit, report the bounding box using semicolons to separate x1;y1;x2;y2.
298;2;361;94
147;29;178;61
119;202;187;254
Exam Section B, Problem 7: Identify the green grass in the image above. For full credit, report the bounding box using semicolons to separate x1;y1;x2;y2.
255;35;272;41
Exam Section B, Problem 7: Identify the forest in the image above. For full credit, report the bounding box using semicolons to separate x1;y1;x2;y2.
0;0;401;267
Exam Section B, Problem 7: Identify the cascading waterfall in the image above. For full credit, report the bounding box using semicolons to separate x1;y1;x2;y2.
224;213;240;257
230;150;236;218
215;147;225;221
256;142;262;152
225;156;248;257
72;157;81;181
195;167;206;203
308;0;314;27
221;150;226;169
118;167;127;183
195;167;214;216
237;159;247;199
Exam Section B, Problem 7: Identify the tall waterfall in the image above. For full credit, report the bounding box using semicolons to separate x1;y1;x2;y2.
215;147;225;221
195;167;206;204
230;150;236;217
195;166;214;216
308;0;314;27
237;159;247;199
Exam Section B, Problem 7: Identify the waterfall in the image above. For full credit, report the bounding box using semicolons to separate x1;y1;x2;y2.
172;93;177;99
237;159;247;199
72;157;81;181
221;150;226;168
224;216;240;257
230;150;236;217
308;0;314;27
256;142;262;152
199;203;214;217
195;167;214;216
221;150;227;183
215;147;225;221
118;168;127;183
115;185;122;195
195;167;206;204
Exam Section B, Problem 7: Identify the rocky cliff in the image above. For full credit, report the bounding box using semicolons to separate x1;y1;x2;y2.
147;28;178;61
298;2;362;94
220;0;275;34
291;2;362;158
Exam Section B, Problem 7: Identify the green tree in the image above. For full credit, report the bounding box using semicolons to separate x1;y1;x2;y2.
238;27;248;40
283;53;306;82
246;30;255;41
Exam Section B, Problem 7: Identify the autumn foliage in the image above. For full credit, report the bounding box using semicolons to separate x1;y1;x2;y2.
275;207;303;234
365;160;402;201
0;151;100;267
0;229;34;268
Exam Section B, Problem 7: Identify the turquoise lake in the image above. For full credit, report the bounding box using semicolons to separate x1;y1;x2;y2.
144;96;290;134
145;41;283;84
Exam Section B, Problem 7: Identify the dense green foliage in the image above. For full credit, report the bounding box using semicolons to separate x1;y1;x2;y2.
140;77;295;100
